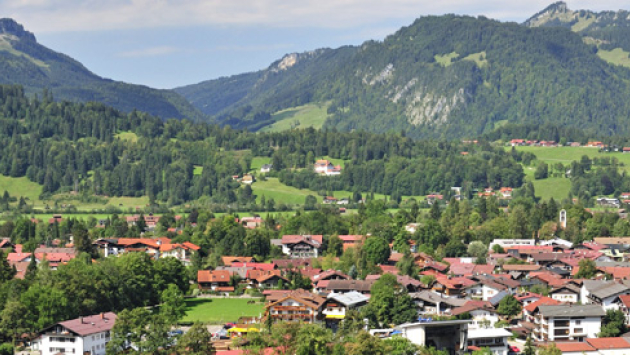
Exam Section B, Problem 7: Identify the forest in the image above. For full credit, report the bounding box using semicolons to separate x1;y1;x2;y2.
0;84;526;210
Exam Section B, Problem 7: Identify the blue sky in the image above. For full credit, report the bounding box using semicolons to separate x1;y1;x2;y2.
5;0;630;89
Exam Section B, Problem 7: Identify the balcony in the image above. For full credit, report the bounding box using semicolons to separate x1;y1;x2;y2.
273;306;308;311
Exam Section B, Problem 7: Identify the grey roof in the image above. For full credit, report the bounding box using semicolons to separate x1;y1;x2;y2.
538;305;605;318
585;280;630;300
409;290;467;307
489;290;510;307
326;291;369;307
597;261;630;268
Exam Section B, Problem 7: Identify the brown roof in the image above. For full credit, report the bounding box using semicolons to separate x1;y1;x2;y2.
326;279;374;292
51;313;117;337
281;235;323;245
501;264;541;272
222;256;254;266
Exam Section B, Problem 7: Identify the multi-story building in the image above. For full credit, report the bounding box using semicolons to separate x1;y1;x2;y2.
467;328;512;355
280;235;323;258
34;313;116;355
265;290;325;324
531;305;604;342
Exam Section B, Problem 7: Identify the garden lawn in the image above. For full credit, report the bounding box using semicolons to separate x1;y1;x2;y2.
182;298;264;324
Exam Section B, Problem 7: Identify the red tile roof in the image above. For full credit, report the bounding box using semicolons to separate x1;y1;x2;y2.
523;297;560;313
232;262;275;271
555;342;596;352
198;270;232;283
586;337;630;349
618;295;630;308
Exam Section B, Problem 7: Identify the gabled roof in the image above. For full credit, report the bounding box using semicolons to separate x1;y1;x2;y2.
221;256;254;266
489;290;510;307
43;313;117;337
408;290;467;307
586;337;630;349
554;342;596;352
198;270;232;283
281;235;323;246
451;301;495;316
617;294;630;308
312;270;350;281
515;292;542;301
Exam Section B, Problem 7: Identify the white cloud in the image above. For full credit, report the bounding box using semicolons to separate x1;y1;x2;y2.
6;0;630;34
117;46;179;58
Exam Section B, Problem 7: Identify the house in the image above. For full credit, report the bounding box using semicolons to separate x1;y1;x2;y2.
338;235;363;251
280;235;323;258
510;139;526;147
34;313;116;355
531;305;605;342
432;275;478;297
396;319;470;355
325;279;374;294
515;292;543;307
549;285;580;303
426;194;443;205
242;174;254;184
265;289;325;323
613;294;630;325
323;196;338;204
239;217;263;229
197;270;234;292
246;270;289;289
498;187;512;199
322;291;369;331
409;290;466;316
581;280;630;310
467;328;512;355
0;238;14;253
586;337;630;354
464;279;507;302
260;164;272;173
587;141;604;148
451;301;499;329
554;342;597;355
597;197;621;208
222;256;254;266
159;242;200;266
489;239;535;251
314;160;341;176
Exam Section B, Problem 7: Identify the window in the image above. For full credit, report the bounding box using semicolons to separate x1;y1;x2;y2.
575;320;581;325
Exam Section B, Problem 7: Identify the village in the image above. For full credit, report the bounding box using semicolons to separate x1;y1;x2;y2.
5;208;630;355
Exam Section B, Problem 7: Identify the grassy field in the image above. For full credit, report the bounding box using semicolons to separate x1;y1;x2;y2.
507;146;630;200
509;146;630;172
252;178;321;205
0;175;43;203
260;103;329;133
115;131;139;143
250;157;271;172
435;52;459;67
182;298;265;324
597;48;630;69
193;166;203;175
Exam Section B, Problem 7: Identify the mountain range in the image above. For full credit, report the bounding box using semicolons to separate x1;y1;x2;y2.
4;3;630;138
0;19;205;121
174;2;630;138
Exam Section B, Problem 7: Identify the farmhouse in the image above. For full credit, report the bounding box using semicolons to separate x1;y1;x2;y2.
314;159;341;176
260;164;272;173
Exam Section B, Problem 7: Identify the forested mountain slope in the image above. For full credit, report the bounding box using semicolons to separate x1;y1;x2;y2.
525;2;630;53
178;13;630;139
0;19;205;121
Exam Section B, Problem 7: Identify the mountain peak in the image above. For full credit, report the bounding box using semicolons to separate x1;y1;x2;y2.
0;18;36;42
524;2;571;27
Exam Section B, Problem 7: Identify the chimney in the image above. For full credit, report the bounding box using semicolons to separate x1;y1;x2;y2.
100;313;104;320
80;316;84;324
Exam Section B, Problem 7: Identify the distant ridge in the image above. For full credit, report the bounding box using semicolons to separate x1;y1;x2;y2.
0;18;206;121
